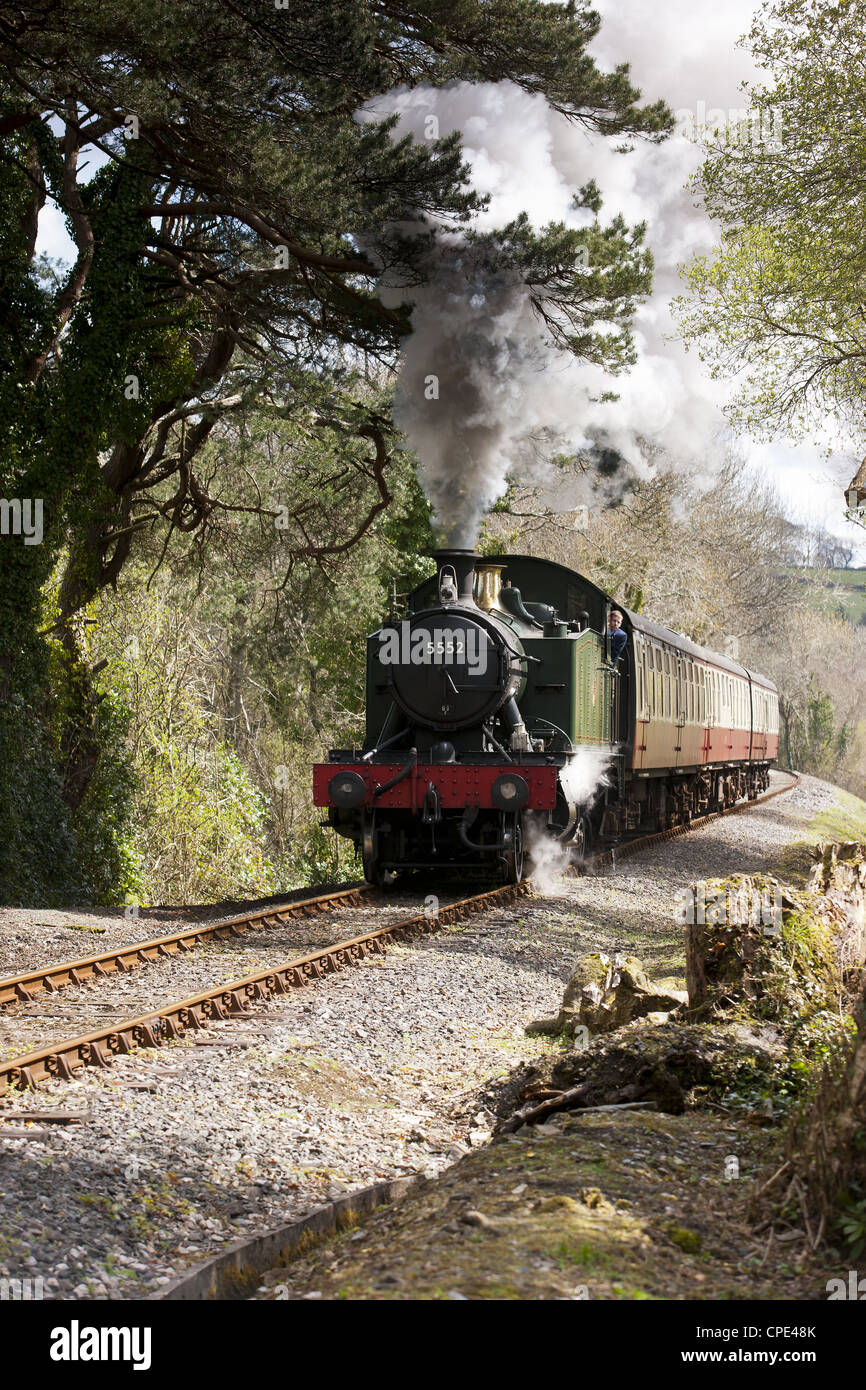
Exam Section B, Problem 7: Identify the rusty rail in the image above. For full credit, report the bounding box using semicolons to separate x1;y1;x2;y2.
0;883;373;1012
0;881;530;1096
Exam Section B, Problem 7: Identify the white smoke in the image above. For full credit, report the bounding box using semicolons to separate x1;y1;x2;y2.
365;83;601;546
371;67;736;503
364;67;721;544
559;746;613;808
364;1;866;559
524;819;574;897
526;747;612;895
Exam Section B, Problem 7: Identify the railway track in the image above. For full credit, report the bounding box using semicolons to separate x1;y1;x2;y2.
0;881;530;1096
0;771;799;1099
0;882;373;1011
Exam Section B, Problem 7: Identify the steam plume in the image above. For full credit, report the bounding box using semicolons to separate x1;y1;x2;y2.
527;748;612;895
377;238;585;547
364;5;866;559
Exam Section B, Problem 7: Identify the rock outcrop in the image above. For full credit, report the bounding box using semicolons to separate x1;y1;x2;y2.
526;951;686;1038
686;847;866;1021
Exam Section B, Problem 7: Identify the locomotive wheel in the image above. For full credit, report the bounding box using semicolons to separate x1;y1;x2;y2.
361;812;384;887
571;813;592;863
502;813;526;885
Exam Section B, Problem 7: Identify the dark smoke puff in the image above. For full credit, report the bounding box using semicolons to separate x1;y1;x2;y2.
384;241;578;547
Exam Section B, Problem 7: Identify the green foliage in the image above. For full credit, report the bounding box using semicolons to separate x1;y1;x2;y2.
77;407;435;901
783;677;851;779
622;582;644;613
0;695;82;907
712;1011;855;1122
280;822;362;890
675;0;866;438
134;743;274;906
838;1191;866;1258
68;689;141;906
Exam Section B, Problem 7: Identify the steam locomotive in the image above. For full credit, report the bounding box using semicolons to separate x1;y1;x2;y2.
313;550;779;883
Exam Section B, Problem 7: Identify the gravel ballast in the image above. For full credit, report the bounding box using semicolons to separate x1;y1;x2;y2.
0;771;850;1300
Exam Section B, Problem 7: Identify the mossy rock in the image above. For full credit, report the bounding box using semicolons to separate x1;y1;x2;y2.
527;951;685;1038
668;1226;702;1254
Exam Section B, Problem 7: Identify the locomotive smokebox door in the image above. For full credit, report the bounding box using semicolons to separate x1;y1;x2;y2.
384;615;503;729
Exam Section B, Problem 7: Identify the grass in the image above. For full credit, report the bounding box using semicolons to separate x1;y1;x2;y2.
256;1109;844;1301
774;787;866;885
784;567;866;625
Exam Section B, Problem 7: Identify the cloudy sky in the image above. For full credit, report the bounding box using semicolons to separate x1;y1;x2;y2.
37;0;865;559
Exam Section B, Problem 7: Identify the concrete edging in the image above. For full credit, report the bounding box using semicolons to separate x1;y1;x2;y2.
148;1175;420;1300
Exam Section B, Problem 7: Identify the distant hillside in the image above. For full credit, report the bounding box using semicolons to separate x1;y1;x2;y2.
785;568;866;625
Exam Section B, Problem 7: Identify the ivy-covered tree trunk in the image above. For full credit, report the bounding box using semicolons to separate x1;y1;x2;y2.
0;155;170;903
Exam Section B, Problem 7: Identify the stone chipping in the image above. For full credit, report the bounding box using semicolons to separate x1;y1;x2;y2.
0;771;844;1299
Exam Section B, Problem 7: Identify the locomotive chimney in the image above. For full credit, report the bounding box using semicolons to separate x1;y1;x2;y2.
431;548;479;606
